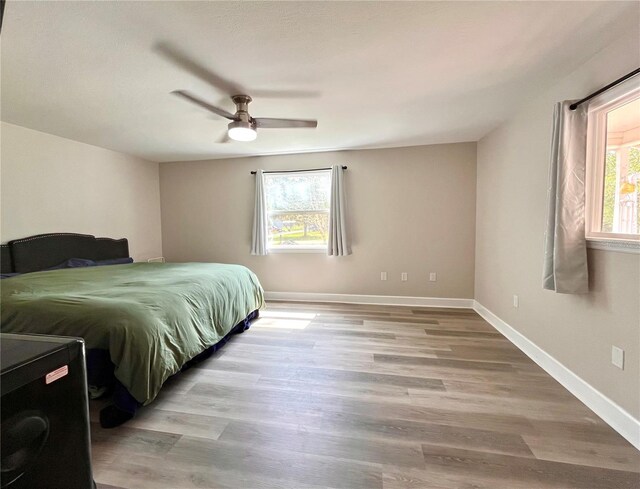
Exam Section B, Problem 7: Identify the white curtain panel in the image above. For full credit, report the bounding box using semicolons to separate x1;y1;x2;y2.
328;165;352;256
251;169;268;255
542;101;589;293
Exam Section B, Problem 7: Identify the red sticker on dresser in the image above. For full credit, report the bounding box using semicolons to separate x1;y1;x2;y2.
45;365;68;384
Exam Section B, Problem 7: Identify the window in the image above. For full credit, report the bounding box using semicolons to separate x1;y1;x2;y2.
586;77;640;250
264;170;331;251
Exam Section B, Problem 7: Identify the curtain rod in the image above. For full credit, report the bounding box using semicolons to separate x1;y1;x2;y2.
251;166;347;175
570;68;640;110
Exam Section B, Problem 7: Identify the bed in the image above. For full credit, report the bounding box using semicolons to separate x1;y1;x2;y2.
0;233;264;427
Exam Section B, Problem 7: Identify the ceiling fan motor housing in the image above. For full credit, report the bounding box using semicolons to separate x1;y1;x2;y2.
231;95;252;120
227;95;258;140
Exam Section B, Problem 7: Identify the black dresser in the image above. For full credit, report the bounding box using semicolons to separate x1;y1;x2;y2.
1;333;95;489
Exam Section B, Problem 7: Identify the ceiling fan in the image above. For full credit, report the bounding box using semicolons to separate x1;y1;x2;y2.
172;90;318;142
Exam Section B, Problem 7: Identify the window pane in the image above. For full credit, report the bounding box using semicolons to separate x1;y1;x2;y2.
268;211;329;247
601;98;640;235
264;171;331;248
264;171;331;212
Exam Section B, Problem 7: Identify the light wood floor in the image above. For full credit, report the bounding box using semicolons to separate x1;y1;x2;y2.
91;301;639;489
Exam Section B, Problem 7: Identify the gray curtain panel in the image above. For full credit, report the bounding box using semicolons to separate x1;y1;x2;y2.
328;165;352;256
251;169;268;255
542;101;589;293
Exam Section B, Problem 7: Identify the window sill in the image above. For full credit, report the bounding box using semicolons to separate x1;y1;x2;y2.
267;247;326;254
586;238;640;254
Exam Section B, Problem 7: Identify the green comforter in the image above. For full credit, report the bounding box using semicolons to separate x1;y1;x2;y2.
0;262;264;405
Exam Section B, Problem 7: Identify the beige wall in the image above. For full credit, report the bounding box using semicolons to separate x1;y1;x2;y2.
1;122;162;260
475;28;640;418
160;143;477;298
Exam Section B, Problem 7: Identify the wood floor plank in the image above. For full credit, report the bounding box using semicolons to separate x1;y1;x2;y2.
91;301;637;489
164;365;262;388
275;362;453;390
442;378;576;402
522;434;640;473
150;391;324;429
383;469;498;489
124;408;230;439
307;320;441;336
218;420;426;468
168;435;383;489
228;334;317;349
437;344;529;363
423;328;504;339
526;418;637;446
202;360;447;390
220;344;375;364
257;376;413;402
316;314;440;325
373;353;517;372
90;423;181;466
408;389;601;422
421;443;640;488
311;317;365;325
98;453;340;489
312;411;536;457
298;327;397;339
312;343;442;358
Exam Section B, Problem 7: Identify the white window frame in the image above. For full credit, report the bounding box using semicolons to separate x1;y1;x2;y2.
264;169;331;253
585;76;640;254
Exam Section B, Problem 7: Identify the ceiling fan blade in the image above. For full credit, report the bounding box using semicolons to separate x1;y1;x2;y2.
172;90;236;120
155;42;247;96
254;118;318;129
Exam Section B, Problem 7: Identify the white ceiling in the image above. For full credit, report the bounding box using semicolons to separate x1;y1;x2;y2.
1;1;637;162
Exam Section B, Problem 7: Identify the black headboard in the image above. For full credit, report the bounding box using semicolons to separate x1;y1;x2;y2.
1;244;12;274
1;233;129;274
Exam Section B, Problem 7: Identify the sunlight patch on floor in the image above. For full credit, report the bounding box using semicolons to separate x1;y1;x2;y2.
253;310;317;329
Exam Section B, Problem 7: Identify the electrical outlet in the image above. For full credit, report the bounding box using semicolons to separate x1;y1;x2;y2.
513;295;519;308
380;272;387;281
612;346;624;369
401;272;408;282
429;272;437;282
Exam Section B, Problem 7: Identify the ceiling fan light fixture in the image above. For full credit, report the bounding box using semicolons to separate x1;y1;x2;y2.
228;120;257;142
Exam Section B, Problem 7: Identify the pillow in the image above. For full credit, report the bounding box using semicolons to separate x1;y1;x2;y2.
47;258;96;270
94;257;133;266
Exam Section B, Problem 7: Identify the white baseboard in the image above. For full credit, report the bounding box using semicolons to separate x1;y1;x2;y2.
473;301;640;451
264;291;475;309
